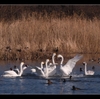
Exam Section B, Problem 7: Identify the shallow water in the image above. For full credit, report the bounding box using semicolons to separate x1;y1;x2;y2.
0;60;100;95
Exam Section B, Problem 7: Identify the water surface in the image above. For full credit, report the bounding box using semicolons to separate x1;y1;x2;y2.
0;60;100;95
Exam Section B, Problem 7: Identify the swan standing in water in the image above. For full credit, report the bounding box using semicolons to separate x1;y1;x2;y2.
1;62;25;77
57;54;83;76
82;62;94;75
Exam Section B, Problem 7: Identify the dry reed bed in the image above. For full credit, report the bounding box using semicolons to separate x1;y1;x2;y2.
0;13;100;60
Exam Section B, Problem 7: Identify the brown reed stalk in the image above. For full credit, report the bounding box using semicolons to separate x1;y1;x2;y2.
0;12;100;60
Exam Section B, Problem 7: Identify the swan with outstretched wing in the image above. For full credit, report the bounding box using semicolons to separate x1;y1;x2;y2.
57;54;83;76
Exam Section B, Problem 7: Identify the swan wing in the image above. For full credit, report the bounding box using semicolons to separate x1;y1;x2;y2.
36;66;41;70
3;70;17;76
14;68;20;74
4;70;13;74
87;70;94;75
31;68;36;72
43;65;56;76
48;67;56;76
35;66;45;76
62;54;83;75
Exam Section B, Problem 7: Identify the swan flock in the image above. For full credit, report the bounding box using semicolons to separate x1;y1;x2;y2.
1;53;86;78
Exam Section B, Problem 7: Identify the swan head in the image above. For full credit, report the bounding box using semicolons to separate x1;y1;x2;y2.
57;54;63;58
25;64;28;67
53;53;56;56
21;62;24;66
82;62;87;65
41;62;45;65
46;59;49;62
14;65;17;69
49;63;53;66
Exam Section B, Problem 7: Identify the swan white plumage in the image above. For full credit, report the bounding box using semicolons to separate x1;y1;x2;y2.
83;62;94;75
21;64;36;75
43;53;57;77
57;54;83;76
30;68;36;74
2;62;25;77
35;61;46;77
35;59;50;78
13;65;20;74
4;64;27;75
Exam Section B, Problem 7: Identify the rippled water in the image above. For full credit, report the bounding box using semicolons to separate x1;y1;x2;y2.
0;60;100;95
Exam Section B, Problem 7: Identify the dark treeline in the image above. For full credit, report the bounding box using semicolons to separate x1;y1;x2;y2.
0;5;100;21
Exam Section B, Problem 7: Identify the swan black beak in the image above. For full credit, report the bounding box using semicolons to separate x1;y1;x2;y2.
43;63;45;65
24;64;29;67
82;63;85;65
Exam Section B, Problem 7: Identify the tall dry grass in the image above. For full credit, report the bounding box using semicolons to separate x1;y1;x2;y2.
0;12;100;60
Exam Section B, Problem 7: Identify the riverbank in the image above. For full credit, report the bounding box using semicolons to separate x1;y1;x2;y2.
0;16;100;61
0;6;100;61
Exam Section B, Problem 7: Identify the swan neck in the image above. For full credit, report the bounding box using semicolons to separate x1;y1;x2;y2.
41;62;43;69
84;63;87;74
18;63;24;76
45;60;49;77
60;55;64;65
52;54;56;64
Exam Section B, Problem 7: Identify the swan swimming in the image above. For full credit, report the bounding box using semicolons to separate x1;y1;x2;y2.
43;53;57;77
82;62;94;75
4;64;28;75
30;68;36;74
57;54;83;77
21;64;36;75
1;62;26;77
35;61;46;77
35;59;54;78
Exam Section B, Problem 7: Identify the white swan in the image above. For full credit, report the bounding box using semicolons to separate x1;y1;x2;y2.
30;68;36;74
83;62;94;75
2;62;25;77
35;59;50;78
57;54;83;76
43;53;57;77
4;64;27;74
52;53;58;66
35;61;46;77
21;64;36;75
